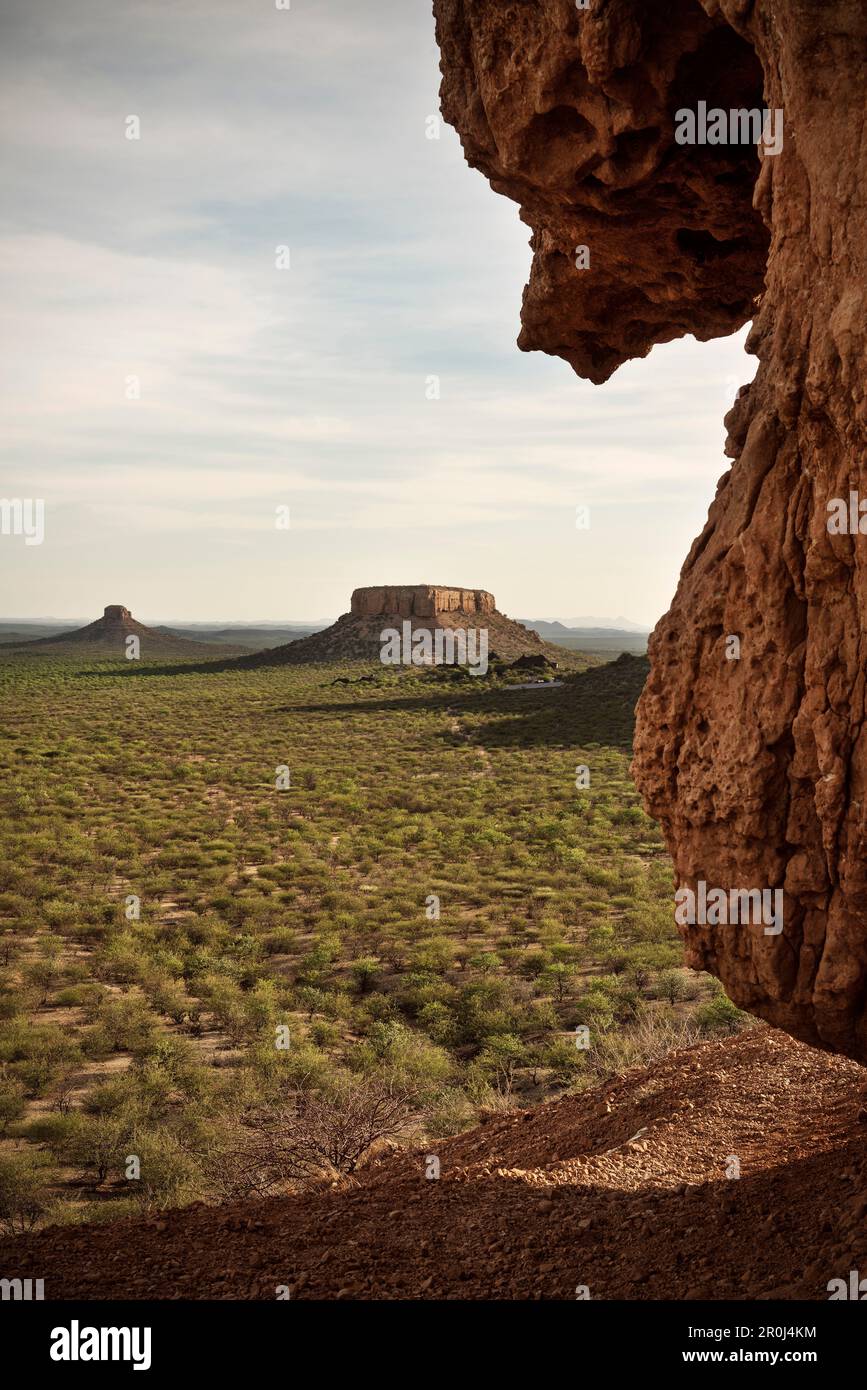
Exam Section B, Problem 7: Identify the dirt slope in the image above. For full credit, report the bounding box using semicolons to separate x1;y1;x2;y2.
5;1028;867;1301
245;612;573;667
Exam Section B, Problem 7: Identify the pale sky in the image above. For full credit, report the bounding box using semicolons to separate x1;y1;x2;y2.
0;0;756;627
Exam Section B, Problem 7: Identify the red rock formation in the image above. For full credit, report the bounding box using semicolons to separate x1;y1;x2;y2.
252;586;557;665
434;1;867;1060
434;0;769;383
350;586;496;619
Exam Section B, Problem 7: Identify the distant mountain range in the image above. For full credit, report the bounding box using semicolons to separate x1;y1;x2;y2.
523;616;651;634
0;614;650;656
520;620;648;654
0;619;325;651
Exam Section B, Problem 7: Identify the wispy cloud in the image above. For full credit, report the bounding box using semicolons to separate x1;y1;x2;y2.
0;0;756;626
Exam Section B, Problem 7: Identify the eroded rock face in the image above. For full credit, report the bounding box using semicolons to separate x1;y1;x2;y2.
434;0;867;1059
350;586;496;619
434;0;770;383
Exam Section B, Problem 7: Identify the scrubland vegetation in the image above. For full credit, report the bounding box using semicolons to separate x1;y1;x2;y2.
0;651;746;1230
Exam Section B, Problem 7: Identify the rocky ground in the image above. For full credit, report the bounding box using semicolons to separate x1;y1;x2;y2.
4;1027;867;1300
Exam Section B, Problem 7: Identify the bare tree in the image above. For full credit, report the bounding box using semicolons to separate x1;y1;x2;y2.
201;1077;417;1201
52;1070;78;1116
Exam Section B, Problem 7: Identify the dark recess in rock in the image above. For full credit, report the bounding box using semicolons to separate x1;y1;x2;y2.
434;0;867;1061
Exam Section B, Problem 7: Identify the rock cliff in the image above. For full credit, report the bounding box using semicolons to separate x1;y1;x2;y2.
434;0;769;383
434;1;867;1059
245;585;572;665
350;586;497;619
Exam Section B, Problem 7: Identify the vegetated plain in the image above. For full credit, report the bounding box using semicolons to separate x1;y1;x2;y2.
0;649;746;1232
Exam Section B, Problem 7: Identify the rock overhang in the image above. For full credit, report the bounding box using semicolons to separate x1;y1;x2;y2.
434;0;867;1060
434;0;770;382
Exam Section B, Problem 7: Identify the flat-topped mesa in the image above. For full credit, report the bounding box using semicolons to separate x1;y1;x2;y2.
102;605;132;623
351;586;497;619
251;586;561;665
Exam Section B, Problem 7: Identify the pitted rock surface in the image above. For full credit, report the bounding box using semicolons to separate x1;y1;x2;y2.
434;0;867;1059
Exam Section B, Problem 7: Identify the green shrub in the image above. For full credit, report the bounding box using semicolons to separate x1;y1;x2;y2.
0;1076;26;1132
0;1150;54;1233
692;994;745;1034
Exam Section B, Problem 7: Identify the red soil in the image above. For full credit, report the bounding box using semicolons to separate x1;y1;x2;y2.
4;1027;867;1300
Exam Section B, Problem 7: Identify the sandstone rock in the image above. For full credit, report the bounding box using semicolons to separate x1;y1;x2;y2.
434;0;769;384
434;2;867;1060
350;586;496;619
252;586;562;666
